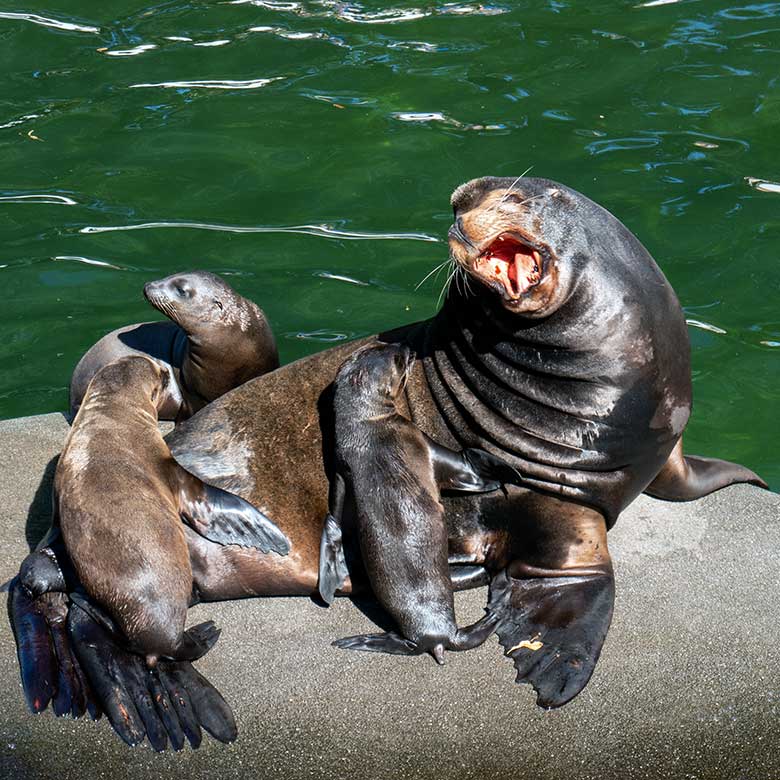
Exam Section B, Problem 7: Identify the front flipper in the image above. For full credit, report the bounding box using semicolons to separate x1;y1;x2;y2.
176;469;290;555
645;438;767;501
489;566;614;709
427;439;522;493
318;471;350;605
318;513;349;605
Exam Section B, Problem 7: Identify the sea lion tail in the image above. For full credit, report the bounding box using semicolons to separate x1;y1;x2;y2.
645;439;768;502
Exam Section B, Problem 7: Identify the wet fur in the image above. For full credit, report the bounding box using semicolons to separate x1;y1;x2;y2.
330;344;495;657
59;357;200;661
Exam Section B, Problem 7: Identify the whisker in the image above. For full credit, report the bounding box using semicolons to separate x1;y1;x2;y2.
414;259;451;291
459;266;474;299
517;193;546;208
437;264;458;309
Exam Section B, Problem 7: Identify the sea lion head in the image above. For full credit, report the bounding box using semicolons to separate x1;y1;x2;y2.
143;271;257;333
92;355;171;411
336;342;415;406
448;176;586;318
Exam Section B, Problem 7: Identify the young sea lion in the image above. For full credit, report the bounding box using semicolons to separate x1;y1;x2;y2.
69;270;278;421
320;342;520;663
58;355;290;667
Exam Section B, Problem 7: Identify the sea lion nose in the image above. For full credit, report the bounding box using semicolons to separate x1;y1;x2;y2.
448;218;476;251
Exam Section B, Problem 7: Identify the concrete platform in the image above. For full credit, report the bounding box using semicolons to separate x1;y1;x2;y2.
0;413;778;780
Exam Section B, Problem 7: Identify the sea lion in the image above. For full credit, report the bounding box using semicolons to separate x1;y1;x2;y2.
10;354;290;748
320;342;519;663
60;354;290;661
69;270;278;421
10;177;767;748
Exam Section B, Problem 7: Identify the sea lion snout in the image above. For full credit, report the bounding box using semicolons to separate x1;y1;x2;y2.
448;176;569;316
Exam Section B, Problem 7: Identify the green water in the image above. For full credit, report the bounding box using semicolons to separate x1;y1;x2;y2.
0;1;778;488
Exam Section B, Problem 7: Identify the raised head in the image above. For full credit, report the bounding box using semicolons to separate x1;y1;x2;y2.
143;271;257;333
448;176;586;317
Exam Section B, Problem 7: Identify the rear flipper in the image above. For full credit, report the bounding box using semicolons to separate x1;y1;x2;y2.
333;613;498;666
68;602;236;750
70;591;221;663
645;438;767;501
489;566;614;709
176;469;291;555
7;578;98;719
174;621;222;662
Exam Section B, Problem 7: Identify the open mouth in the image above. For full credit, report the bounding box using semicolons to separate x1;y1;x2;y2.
473;233;543;300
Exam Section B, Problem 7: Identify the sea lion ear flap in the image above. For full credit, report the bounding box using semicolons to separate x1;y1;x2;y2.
175;469;291;556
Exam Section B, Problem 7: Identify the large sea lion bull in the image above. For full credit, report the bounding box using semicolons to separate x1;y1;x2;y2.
8;176;766;749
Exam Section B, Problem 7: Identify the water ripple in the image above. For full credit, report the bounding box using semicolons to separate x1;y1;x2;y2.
0;194;77;205
103;44;158;57
315;271;370;286
687;319;727;335
0;11;99;34
79;221;440;242
193;39;232;47
247;26;345;46
745;176;780;194
0;112;42;130
129;78;284;90
230;0;508;21
53;255;123;270
586;136;661;155
290;329;350;342
391;111;510;131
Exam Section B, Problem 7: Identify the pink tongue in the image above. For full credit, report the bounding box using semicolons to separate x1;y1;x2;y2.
477;243;540;298
508;252;535;295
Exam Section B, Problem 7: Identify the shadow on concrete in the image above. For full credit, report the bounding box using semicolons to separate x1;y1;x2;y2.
24;455;58;551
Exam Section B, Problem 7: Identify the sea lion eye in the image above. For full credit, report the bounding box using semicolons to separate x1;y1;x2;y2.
504;192;525;204
214;299;223;310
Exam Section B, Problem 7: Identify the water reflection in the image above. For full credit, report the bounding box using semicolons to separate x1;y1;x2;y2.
0;11;99;34
130;78;284;90
80;221;440;242
53;256;124;270
0;194;77;205
315;271;370;286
